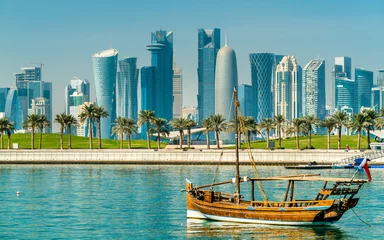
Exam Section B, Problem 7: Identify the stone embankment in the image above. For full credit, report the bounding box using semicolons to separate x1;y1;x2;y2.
0;149;382;165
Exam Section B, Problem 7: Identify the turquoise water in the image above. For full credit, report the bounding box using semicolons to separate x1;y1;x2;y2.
0;165;382;239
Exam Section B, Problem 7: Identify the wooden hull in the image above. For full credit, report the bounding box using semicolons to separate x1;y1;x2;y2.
186;193;358;226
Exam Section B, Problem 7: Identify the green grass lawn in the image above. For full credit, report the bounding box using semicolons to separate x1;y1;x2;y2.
0;133;166;149
235;135;370;150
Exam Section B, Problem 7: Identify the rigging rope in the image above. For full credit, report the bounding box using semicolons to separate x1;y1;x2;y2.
351;208;371;227
210;150;224;190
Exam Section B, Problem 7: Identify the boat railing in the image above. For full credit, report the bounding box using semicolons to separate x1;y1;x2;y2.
250;199;334;208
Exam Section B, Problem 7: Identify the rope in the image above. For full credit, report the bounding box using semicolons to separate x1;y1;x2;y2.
210;150;224;190
351;208;371;227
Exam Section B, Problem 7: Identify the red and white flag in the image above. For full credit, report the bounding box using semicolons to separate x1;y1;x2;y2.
359;157;372;182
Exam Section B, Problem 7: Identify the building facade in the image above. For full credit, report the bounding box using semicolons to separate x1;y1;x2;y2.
64;78;90;114
0;87;10;112
355;68;373;110
140;66;156;139
117;57;139;121
377;69;384;87
335;77;356;113
92;49;118;139
249;53;275;122
331;57;352;109
302;59;326;119
274;56;302;121
215;45;238;142
372;87;384;112
238;84;254;117
4;88;23;130
197;28;220;123
172;58;183;119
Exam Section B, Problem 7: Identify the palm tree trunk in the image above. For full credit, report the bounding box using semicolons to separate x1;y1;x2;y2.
68;126;72;149
238;132;242;149
31;127;35;150
1;133;3;149
146;122;150;149
296;130;299;149
266;131;269;149
120;133;123;149
89;119;93;149
367;129;371;149
338;126;342;149
216;131;220;149
357;130;361;150
7;131;11;149
188;129;191;148
97;121;101;149
247;132;251;149
308;129;311;148
206;130;210;149
157;131;161;149
128;134;131;149
39;130;43;149
60;126;63;149
327;130;331;149
278;129;282;148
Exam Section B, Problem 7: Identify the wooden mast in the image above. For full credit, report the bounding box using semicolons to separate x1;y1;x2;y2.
234;88;240;204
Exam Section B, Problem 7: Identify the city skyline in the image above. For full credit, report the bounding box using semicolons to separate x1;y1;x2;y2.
1;0;384;132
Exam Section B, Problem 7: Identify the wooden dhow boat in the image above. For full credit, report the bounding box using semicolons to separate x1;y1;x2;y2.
185;89;368;226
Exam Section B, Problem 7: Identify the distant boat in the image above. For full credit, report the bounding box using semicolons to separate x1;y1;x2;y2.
185;88;368;226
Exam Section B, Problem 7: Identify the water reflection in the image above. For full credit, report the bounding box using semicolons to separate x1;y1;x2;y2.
186;219;347;239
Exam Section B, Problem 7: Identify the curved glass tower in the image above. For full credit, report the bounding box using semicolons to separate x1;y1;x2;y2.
215;45;238;142
92;49;118;139
5;88;23;130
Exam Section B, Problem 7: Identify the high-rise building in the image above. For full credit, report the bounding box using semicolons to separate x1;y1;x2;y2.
215;44;238;142
0;87;10;112
31;97;51;133
302;59;326;119
197;28;220;123
274;56;302;121
335;77;356;113
145;29;174;121
64;78;90;114
140;66;156;139
92;49;118;139
173;56;183;119
5;88;23;130
355;68;373;110
238;84;254;117
117;57;139;121
377;69;384;87
372;87;384;112
331;57;352;109
249;53;275;122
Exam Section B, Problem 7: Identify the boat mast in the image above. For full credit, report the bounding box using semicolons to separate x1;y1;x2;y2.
234;88;240;203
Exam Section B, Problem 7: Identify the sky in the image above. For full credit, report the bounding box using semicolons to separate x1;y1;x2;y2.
0;0;383;131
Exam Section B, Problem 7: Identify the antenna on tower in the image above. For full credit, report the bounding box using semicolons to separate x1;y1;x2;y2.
225;32;228;46
109;40;112;49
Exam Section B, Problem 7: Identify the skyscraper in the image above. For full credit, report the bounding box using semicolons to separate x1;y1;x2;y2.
197;28;220;123
355;68;373;110
145;30;174;121
4;88;23;130
0;87;10;113
377;69;384;87
372;87;384;112
92;49;118;139
140;66;156;139
331;57;352;109
274;56;302;121
215;44;238;142
249;53;275;122
302;59;326;119
117;57;139;121
64;77;90;114
238;84;253;117
173;56;183;119
335;77;356;113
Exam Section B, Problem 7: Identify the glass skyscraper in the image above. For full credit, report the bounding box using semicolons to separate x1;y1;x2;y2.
172;56;183;119
64;78;90;114
355;68;373;110
141;66;156;139
303;59;326;119
117;57;139;121
249;53;275;122
238;84;254;117
145;30;174;121
377;69;384;87
197;28;220;123
335;77;356;113
4;88;23;130
331;57;352;109
92;49;118;139
0;87;10;112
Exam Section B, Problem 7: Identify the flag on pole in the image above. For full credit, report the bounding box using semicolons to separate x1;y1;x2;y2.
358;157;372;182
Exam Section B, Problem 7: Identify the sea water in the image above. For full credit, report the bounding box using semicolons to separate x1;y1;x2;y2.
0;164;382;239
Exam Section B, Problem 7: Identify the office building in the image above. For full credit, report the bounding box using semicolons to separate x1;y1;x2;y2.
274;56;302;121
4;88;23;130
302;59;326;119
173;56;183;119
140;66;156;139
92;48;118;139
355;68;373;110
238;84;254;117
335;77;356;113
331;57;352;109
64;78;90;114
215;44;238;142
0;87;10;112
372;87;384;112
117;57;139;121
197;28;220;123
377;69;384;87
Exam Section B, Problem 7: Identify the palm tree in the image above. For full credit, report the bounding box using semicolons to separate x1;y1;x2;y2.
302;115;319;149
380;107;384;117
319;117;337;149
94;105;110;149
170;117;188;149
260;118;275;149
185;118;197;148
112;117;127;149
54;113;67;149
0;118;7;149
151;117;170;149
79;103;97;149
290;118;304;150
210;114;227;149
138;110;156;149
37;115;51;149
333;111;349;149
22;114;40;149
243;116;258;149
66;114;78;149
201;118;213;149
5;120;15;149
348;113;369;150
362;109;377;148
274;114;286;149
125;118;138;149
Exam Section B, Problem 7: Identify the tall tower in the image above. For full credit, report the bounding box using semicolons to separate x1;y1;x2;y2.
249;53;275;122
146;29;174;121
302;59;326;119
197;28;221;123
117;57;139;121
331;57;352;109
215;44;238;142
92;48;118;139
173;55;183;119
274;56;302;121
64;77;90;114
355;68;373;110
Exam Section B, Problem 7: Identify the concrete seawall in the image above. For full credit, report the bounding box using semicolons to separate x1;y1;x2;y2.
0;149;376;165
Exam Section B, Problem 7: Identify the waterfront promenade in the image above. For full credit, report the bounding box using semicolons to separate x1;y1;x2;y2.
0;148;382;165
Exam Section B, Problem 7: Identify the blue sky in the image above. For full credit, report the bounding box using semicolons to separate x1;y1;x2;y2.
1;0;383;127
